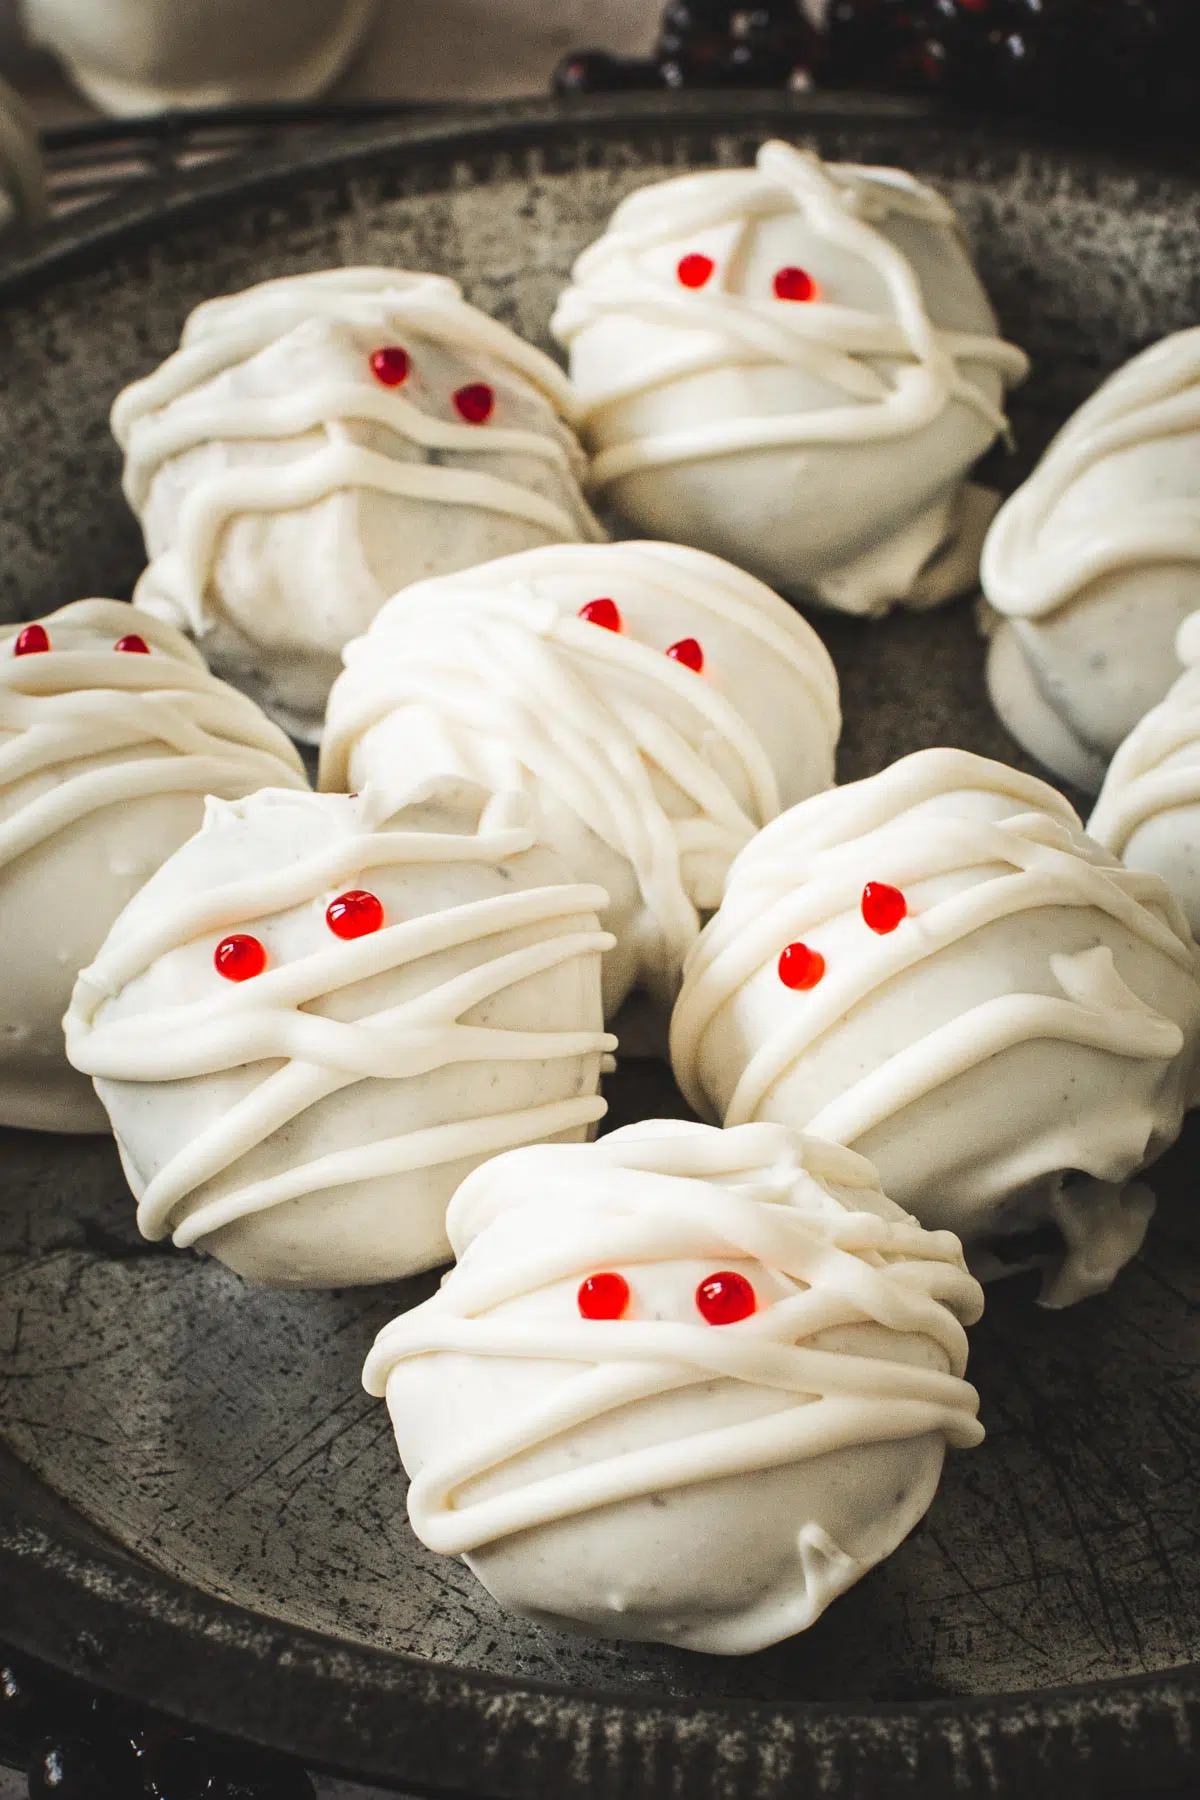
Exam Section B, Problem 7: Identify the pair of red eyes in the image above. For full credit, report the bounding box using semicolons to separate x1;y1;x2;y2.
777;881;908;992
577;597;703;674
676;254;819;303
370;346;494;425
578;1269;756;1326
13;626;149;657
213;889;384;982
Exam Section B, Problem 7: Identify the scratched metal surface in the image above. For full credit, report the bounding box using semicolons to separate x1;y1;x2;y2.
0;92;1199;1797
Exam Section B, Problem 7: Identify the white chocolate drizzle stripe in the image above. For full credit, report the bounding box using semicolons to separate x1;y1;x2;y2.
1089;668;1200;854
136;442;603;638
121;381;588;513
170;1093;609;1247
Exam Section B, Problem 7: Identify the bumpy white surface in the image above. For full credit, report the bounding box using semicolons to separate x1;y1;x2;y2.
321;540;840;1018
671;748;1200;1307
65;781;615;1286
982;328;1200;791
364;1118;984;1654
0;599;306;1135
1090;612;1200;937
112;268;605;740
553;140;1027;616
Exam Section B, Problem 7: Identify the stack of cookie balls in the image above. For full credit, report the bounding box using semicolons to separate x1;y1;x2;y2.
3;137;1194;1656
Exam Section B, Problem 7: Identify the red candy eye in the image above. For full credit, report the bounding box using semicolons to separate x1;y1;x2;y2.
665;637;704;672
114;634;150;654
578;597;622;632
861;881;907;934
578;1271;630;1320
370;346;410;387
778;942;825;990
696;1270;756;1326
773;266;819;303
326;889;384;940
214;934;266;982
13;624;49;656
677;253;715;289
453;382;495;424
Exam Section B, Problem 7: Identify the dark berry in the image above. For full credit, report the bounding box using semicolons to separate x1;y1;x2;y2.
719;3;817;85
552;49;665;92
0;1659;44;1759
206;1750;316;1800
657;0;735;81
820;0;926;88
135;1730;216;1800
27;1733;122;1800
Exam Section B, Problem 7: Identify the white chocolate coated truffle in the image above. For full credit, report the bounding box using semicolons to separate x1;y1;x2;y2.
0;599;306;1134
320;540;840;1017
671;749;1200;1307
65;781;615;1286
363;1119;984;1654
1090;612;1200;937
982;328;1200;791
553;141;1028;616
113;269;605;740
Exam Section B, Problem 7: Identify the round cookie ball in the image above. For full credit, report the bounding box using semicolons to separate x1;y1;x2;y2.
364;1118;984;1653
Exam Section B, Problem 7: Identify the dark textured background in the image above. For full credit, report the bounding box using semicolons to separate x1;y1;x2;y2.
0;92;1198;1799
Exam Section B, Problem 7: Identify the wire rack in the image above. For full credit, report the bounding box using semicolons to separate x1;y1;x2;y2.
39;100;448;217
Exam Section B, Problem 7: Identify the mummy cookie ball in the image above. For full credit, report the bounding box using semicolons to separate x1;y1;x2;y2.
671;749;1200;1306
552;140;1028;616
320;540;840;1016
0;599;306;1134
112;268;605;740
363;1119;984;1654
64;781;615;1286
1090;612;1200;936
982;328;1200;791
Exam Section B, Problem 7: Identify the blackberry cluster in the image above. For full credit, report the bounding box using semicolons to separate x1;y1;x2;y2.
825;0;1200;126
553;0;1200;129
1;1653;314;1800
553;2;817;95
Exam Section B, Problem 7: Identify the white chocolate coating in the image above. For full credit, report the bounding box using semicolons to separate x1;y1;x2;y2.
364;1118;984;1654
320;540;840;1016
1090;611;1200;937
982;328;1200;791
671;748;1200;1306
113;268;605;740
0;599;306;1134
65;781;615;1285
553;141;1027;615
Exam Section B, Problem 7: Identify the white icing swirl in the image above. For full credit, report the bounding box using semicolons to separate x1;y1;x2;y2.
320;540;840;1011
0;599;307;1134
112;269;605;739
363;1119;983;1653
554;142;1026;484
65;782;616;1284
1089;612;1200;936
670;749;1200;1301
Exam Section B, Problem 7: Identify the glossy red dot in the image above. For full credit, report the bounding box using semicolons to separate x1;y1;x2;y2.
773;265;818;303
370;346;410;387
578;1271;630;1320
676;252;715;289
696;1270;756;1326
326;889;385;940
778;942;825;990
578;597;622;632
453;382;495;424
665;636;704;672
214;933;267;982
861;880;907;935
114;634;150;654
13;624;49;656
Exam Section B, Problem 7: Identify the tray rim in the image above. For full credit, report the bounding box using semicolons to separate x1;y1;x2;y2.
2;90;1200;1798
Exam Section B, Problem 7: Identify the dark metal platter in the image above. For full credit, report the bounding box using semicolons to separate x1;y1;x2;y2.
1;90;1200;1800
